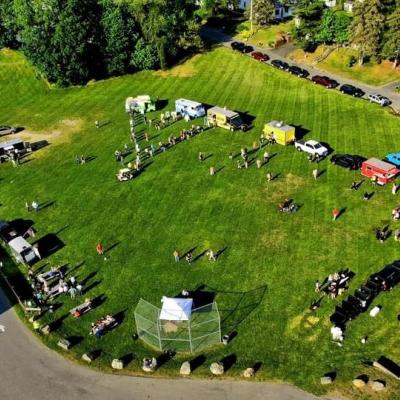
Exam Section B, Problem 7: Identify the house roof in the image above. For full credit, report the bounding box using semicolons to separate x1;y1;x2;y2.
176;98;203;108
8;236;32;254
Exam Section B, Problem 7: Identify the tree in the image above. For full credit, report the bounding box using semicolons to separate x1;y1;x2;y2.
100;0;138;75
0;0;18;48
293;0;326;49
316;10;351;45
131;38;158;70
123;0;201;69
381;1;400;68
252;0;275;27
350;0;385;65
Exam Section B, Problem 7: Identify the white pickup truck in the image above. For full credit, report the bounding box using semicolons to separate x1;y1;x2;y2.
295;140;328;157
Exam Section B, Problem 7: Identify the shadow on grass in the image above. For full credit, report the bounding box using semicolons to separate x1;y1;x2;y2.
206;284;268;332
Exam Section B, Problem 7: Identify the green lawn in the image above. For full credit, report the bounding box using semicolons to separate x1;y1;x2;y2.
289;46;400;87
235;21;293;48
2;46;400;399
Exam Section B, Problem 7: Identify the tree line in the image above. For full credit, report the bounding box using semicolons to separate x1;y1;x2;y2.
294;0;400;67
0;0;202;86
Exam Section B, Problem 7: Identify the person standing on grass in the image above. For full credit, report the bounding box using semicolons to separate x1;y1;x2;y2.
96;243;104;256
244;160;249;169
25;201;31;212
392;183;398;195
75;155;80;165
315;280;320;293
31;201;39;212
332;208;340;221
266;172;272;182
263;151;269;163
80;155;86;164
199;152;204;162
312;169;318;180
173;250;180;262
144;132;149;142
208;250;216;261
69;286;77;299
256;159;262;169
95;120;100;129
210;166;215;176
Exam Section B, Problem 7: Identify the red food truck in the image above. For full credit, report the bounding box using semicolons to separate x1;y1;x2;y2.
361;158;399;185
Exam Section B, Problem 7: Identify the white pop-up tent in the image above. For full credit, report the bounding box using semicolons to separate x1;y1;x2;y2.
159;296;193;321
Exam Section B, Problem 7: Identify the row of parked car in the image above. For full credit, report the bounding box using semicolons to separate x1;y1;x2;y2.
230;41;392;107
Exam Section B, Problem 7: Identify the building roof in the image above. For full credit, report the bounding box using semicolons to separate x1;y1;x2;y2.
266;121;294;132
207;106;238;118
365;158;398;172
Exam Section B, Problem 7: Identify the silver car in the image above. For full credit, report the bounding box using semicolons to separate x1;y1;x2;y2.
368;94;391;106
0;126;17;136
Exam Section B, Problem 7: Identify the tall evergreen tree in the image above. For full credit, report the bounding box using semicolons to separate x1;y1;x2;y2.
382;1;400;68
350;0;385;65
252;0;275;27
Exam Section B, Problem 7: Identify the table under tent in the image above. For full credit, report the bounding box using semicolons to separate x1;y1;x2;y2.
134;296;221;352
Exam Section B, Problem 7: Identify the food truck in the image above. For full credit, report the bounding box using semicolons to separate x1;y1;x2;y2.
263;121;295;145
207;106;248;131
361;158;399;185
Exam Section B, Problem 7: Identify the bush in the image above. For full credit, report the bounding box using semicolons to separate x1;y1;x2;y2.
347;55;356;68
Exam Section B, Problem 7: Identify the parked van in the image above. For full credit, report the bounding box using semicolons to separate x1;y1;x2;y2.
125;95;156;114
207;106;248;131
175;99;205;119
8;236;37;265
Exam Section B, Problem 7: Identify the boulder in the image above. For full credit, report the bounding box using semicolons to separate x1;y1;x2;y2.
243;368;255;378
320;376;333;385
82;353;94;363
370;380;386;392
210;362;224;376
41;324;51;335
352;379;366;389
57;339;71;350
180;361;191;376
111;359;124;370
142;357;157;372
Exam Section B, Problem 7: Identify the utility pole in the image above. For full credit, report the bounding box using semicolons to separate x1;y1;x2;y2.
250;0;253;35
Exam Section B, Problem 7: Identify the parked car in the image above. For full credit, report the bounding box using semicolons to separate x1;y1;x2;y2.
271;59;289;70
288;65;309;78
295;140;329;157
251;51;269;62
242;45;254;53
312;75;338;88
385;153;400;167
368;93;391;107
0;126;16;136
339;84;364;97
330;154;366;170
230;41;244;51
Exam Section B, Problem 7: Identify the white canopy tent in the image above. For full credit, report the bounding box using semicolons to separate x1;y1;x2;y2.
159;296;193;321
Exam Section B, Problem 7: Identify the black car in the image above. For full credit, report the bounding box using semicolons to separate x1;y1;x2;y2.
288;65;309;78
242;45;254;53
230;41;245;51
340;84;364;97
330;154;366;170
271;59;289;70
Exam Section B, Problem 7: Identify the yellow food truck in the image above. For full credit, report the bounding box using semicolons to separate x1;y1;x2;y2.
207;106;248;131
263;121;295;145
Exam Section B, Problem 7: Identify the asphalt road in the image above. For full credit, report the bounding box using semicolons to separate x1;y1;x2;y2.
201;27;400;113
0;287;342;400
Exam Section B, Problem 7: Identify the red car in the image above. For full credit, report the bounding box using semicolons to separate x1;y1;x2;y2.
311;75;338;89
251;51;269;62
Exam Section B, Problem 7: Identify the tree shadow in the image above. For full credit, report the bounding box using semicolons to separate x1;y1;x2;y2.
67;335;84;347
34;233;64;259
206;284;268;331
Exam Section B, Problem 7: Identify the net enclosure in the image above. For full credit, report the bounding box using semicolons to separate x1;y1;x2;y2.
134;297;221;353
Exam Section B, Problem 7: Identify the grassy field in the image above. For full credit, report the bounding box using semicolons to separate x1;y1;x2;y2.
235;20;293;48
1;46;400;399
289;46;400;87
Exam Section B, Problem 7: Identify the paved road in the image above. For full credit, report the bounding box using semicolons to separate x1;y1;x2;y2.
201;27;400;112
0;288;341;400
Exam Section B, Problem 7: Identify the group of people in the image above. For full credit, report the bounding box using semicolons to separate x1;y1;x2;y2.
278;199;298;213
315;269;351;300
173;248;218;265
